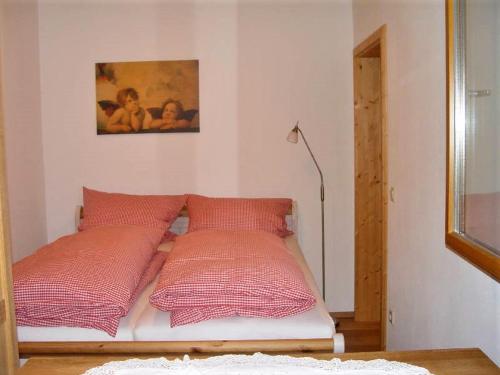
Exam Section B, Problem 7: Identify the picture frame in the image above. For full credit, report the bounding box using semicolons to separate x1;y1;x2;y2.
96;60;199;135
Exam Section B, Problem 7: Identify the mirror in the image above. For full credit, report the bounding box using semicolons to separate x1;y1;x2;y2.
446;0;500;280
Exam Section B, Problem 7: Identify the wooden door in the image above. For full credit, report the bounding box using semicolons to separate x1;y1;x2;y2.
0;50;19;374
353;26;387;349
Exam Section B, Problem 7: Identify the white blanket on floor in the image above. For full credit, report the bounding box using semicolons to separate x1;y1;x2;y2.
83;353;432;375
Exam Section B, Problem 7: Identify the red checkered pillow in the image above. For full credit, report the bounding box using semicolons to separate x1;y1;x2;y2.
187;195;292;237
79;188;186;236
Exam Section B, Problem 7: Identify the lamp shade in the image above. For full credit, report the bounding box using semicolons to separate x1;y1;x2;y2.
287;128;299;143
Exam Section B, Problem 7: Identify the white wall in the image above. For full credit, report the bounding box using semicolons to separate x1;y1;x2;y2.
36;0;354;311
0;0;47;262
353;0;499;364
38;0;239;239
497;3;500;191
236;0;354;311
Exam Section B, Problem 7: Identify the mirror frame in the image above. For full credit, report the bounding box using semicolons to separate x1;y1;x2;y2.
445;0;500;281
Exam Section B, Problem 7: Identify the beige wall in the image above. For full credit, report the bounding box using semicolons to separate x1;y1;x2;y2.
238;1;354;311
236;0;354;312
35;0;354;311
353;0;499;364
38;0;239;242
1;0;47;262
497;2;500;191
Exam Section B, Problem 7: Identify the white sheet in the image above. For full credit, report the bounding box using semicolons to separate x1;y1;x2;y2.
17;236;334;342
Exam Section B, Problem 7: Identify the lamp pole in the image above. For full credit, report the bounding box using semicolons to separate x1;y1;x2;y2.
291;122;325;301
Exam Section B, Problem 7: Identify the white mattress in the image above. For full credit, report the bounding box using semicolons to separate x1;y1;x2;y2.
18;236;334;342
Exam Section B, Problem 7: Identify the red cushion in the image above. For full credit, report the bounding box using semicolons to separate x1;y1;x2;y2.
14;225;165;336
149;229;314;326
79;187;185;234
187;195;292;237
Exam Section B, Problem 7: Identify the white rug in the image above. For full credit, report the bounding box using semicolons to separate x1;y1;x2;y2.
83;353;432;375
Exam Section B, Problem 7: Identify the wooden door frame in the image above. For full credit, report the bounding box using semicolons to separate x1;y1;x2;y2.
353;25;388;350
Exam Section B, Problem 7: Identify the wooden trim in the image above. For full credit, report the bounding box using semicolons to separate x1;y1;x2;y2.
0;194;18;372
378;25;388;353
445;0;455;245
19;338;333;357
329;311;354;319
446;232;500;280
80;204;293;220
354;25;386;58
17;348;500;375
0;43;19;373
445;0;500;281
354;56;382;321
353;25;388;350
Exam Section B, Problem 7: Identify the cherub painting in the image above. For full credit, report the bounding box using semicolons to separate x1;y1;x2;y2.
96;60;199;134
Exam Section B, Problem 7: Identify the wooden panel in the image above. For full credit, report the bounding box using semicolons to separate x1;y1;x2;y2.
359;44;380;58
0;299;6;324
353;55;383;322
0;46;19;374
16;349;499;375
377;25;388;352
80;204;293;219
19;338;333;357
330;311;354;319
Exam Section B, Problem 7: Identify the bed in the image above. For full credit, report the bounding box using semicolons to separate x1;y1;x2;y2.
15;190;343;357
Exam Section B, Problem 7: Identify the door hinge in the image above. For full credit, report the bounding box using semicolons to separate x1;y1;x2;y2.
0;299;5;324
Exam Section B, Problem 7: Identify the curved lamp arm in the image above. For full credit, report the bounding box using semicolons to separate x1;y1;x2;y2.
287;121;326;301
292;123;324;202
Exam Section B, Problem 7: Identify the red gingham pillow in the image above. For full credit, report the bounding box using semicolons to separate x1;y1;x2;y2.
186;195;292;237
79;188;186;236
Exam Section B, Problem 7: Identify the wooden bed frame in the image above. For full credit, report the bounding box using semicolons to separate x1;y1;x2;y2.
75;204;295;230
19;338;338;357
18;202;344;357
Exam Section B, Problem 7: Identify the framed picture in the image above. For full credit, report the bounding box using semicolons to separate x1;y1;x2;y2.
95;60;199;134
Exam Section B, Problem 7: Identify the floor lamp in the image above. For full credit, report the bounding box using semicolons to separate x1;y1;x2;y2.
287;121;325;301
